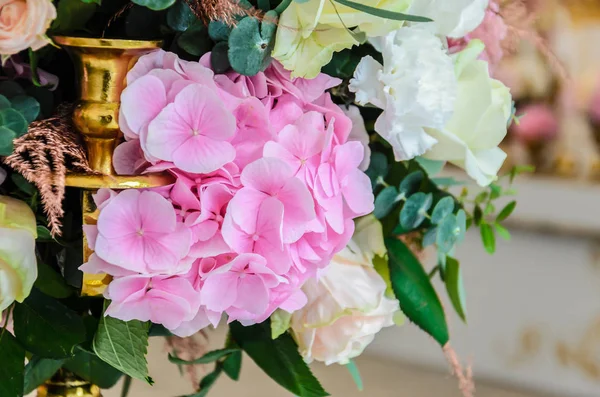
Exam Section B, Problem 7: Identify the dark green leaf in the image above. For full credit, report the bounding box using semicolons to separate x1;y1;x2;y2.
474;191;488;204
480;223;496;254
167;0;197;31
132;0;176;10
332;0;432;22
0;332;25;397
23;357;64;395
0;94;11;109
386;238;449;346
168;348;240;365
178;22;213;56
52;0;97;32
374;186;400;219
473;205;483;226
494;223;511;241
34;261;72;299
0;107;28;135
211;41;231;74
64;348;123;388
230;322;328;397
275;0;293;13
93;302;152;384
399;192;432;230
496;201;516;223
121;376;132;397
431;197;454;224
346;360;363;391
444;257;467;322
365;152;388;189
208;20;232;42
0;126;16;156
399;171;424;196
11;173;35;195
10;96;40;124
422;227;437;247
223;351;242;380
436;214;459;254
36;225;53;242
228;12;278;76
149;324;172;337
258;0;270;11
13;289;86;358
0;82;24;99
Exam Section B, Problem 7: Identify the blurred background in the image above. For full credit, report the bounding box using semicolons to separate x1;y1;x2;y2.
108;1;600;396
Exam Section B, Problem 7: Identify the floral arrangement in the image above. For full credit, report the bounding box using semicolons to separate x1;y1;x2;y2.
0;0;527;396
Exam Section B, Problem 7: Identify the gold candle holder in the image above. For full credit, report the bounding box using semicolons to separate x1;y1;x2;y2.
53;37;175;296
37;370;101;397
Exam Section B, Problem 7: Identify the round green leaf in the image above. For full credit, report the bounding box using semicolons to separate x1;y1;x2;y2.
0;125;17;156
400;192;432;230
431;196;454;224
177;22;212;56
456;209;467;243
374;186;400;219
10;95;40;123
0;108;28;135
211;41;231;74
399;170;424;195
366;152;389;189
209;20;232;42
436;213;458;254
132;0;175;11
228;12;278;76
422;226;437;248
0;94;11;110
166;0;197;31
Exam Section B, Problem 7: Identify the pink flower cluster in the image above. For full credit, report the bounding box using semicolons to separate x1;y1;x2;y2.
80;51;374;336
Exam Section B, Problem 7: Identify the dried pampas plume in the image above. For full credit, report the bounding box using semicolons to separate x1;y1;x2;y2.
183;0;262;26
3;104;96;237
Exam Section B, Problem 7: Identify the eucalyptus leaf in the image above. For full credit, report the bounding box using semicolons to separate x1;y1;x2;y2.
208;20;232;42
374;186;401;219
23;357;64;395
399;192;432;230
167;0;197;31
444;257;467;322
415;157;444;176
455;209;467;243
228;12;278;76
10;95;40;123
0;108;28;135
132;0;176;11
386;238;449;346
480;223;496;254
211;41;231;74
230;322;328;397
422;227;437;248
332;0;432;22
178;22;213;56
0;94;11;109
52;0;97;32
13;289;86;358
399;171;424;196
0;332;25;397
365;152;388;189
0;81;25;98
93;302;152;384
436;214;458;254
0;126;17;156
431;197;454;225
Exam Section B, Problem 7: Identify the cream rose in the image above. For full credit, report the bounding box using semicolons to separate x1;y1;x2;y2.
0;195;38;312
0;0;57;58
291;216;399;365
423;40;512;186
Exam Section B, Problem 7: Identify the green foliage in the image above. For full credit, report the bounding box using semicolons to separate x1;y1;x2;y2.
374;186;401;219
399;192;432;230
132;0;176;11
211;42;231;74
182;365;224;397
167;0;197;31
480;224;495;254
23;357;64;395
271;309;293;339
11;95;41;123
346;360;363;391
0;93;40;155
399;171;424;196
34;261;73;299
365;152;389;189
222;351;242;380
230;322;329;397
209;20;232;42
64;348;124;388
178;22;213;56
168;348;240;365
0;108;27;135
496;201;516;223
0;332;25;397
386;238;449;346
0;126;17;156
444;257;467;322
93;302;152;384
431;196;455;225
52;0;97;33
228;12;278;76
13;289;86;358
332;0;432;22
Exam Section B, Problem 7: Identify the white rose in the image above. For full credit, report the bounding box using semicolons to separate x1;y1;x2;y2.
0;195;37;312
0;0;57;58
423;40;512;186
349;24;457;161
291;216;398;365
409;0;489;38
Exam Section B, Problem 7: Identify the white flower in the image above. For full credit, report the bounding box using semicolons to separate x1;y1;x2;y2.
409;0;489;38
0;195;37;312
349;24;457;161
291;216;398;365
423;40;512;186
340;105;371;171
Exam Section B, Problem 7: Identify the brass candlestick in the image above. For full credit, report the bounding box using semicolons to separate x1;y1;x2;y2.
37;370;101;397
52;37;174;297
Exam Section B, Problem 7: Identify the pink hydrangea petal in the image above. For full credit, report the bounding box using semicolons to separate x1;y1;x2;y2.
191;220;219;242
143;224;191;273
83;225;98;250
189;233;231;258
170;178;200;212
240;157;293;194
233;276;269;315
126;50;166;84
146;289;191;330
95;233;147;273
172;135;236;174
342;169;375;216
120;75;168;138
228;188;267;234
171;309;213;337
79;253;137;277
201;272;239;312
138;191;177;233
113;140;146;175
145;103;196;162
278;289;308;312
221;213;254;254
97;190;141;238
334;141;364;180
278;178;316;243
93;188;117;211
105;275;150;305
263;141;300;174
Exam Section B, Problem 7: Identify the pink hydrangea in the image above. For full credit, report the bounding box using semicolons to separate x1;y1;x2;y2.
90;51;373;336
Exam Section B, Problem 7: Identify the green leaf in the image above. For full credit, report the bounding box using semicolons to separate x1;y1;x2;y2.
271;309;292;339
178;22;213;56
489;183;502;200
211;41;231;74
52;0;97;32
494;223;511;241
121;376;132;397
480;223;496;254
399;171;424;196
230;322;329;397
223;351;242;380
444;257;467;322
0;108;28;135
415;157;444;176
275;0;293;13
455;209;467;243
34;261;73;299
64;348;123;388
0;82;25;99
365;152;388;189
11;174;35;195
36;225;53;242
23;357;64;395
374;186;401;219
473;205;483;226
132;0;176;10
10;95;40;124
422;227;437;248
345;360;363;391
332;0;432;22
258;0;270;11
0;332;25;397
436;214;459;254
209;20;232;42
386;238;449;346
474;191;488;204
496;201;516;223
167;0;197;31
168;348;240;365
183;366;223;397
399;192;432;230
93;302;152;384
81;0;101;3
430;177;464;187
431;197;454;225
13;289;86;358
0;126;16;156
228;12;278;76
0;94;11;110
